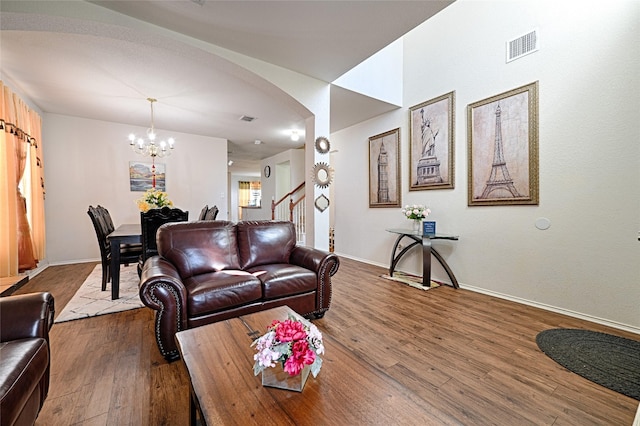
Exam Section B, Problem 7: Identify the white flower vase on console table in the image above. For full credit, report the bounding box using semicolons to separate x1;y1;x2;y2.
401;205;431;234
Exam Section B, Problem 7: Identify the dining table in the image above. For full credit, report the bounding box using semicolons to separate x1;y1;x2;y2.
106;223;141;300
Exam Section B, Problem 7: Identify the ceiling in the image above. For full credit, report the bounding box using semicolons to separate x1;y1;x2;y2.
0;0;453;174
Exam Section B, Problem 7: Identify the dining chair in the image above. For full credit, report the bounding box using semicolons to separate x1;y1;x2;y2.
87;206;142;291
203;205;219;220
95;205;114;233
138;207;189;275
198;205;209;220
96;205;141;251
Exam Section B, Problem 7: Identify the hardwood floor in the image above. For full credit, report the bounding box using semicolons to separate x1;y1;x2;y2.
17;258;639;425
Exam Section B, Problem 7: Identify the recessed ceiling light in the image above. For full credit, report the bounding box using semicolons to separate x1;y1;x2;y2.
254;140;262;145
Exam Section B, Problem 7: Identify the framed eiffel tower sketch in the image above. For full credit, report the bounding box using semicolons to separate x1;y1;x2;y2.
369;128;401;208
467;81;539;206
409;91;455;191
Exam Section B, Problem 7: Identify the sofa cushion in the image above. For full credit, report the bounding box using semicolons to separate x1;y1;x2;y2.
237;221;296;270
184;271;262;317
246;264;317;300
157;221;240;278
0;338;49;426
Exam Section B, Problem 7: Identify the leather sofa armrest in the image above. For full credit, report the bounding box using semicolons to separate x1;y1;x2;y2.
290;246;340;316
139;256;188;313
138;256;189;360
0;292;55;343
290;246;340;277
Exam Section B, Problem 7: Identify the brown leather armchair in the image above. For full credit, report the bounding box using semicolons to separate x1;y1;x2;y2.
0;292;55;426
139;220;339;361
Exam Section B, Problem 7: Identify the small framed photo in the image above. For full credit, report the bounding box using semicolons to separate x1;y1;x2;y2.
369;128;401;208
423;221;436;236
129;161;166;192
409;91;455;191
467;81;539;206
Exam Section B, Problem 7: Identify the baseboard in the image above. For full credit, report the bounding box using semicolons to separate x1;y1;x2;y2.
335;252;389;270
335;252;640;336
462;284;640;335
24;258;99;280
25;261;49;280
47;258;99;266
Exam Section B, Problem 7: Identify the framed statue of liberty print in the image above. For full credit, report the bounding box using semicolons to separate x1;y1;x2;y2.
409;91;455;191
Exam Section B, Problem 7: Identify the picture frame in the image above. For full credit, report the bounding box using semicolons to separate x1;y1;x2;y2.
129;161;166;192
369;128;401;208
409;91;455;191
467;81;539;206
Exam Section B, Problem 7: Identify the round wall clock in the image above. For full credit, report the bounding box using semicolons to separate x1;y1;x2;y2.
263;165;271;178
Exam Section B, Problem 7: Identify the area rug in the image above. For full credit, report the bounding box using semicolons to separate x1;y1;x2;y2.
536;328;640;400
380;272;440;291
55;264;144;323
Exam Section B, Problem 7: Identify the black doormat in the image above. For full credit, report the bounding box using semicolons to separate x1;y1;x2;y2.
536;329;640;400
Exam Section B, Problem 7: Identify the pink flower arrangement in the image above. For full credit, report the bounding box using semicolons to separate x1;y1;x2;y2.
252;315;324;378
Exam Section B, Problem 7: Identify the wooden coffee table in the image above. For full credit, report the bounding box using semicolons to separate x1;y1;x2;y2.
175;306;456;425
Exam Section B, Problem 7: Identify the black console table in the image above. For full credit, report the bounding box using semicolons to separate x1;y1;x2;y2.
386;228;459;289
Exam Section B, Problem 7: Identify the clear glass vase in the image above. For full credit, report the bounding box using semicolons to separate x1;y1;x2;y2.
412;219;422;233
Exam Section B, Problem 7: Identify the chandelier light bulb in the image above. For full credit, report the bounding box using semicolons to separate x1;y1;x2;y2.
291;130;299;141
128;98;175;158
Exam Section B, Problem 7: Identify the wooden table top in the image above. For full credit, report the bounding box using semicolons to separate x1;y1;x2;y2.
106;223;141;239
175;306;454;425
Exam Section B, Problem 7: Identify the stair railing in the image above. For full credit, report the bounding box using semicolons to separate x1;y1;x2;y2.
271;182;305;242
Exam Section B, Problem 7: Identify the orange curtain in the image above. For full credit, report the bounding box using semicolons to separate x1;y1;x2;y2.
28;113;46;261
0;85;19;276
13;92;37;272
0;81;44;276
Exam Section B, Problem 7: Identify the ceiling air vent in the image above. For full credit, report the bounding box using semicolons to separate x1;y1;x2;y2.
506;29;538;63
239;115;256;122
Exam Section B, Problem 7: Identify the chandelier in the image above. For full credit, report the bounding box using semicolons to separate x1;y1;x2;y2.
128;98;175;158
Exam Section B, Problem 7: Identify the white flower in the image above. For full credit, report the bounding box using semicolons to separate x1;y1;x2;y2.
401;204;431;220
254;348;280;368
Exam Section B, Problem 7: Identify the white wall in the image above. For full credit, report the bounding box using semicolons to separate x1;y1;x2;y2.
43;113;228;264
332;0;640;330
259;148;306;221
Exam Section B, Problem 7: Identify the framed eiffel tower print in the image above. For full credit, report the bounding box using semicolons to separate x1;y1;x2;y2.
467;81;539;206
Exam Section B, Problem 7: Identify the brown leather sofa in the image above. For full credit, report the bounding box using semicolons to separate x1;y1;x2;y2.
139;220;340;361
0;292;55;426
